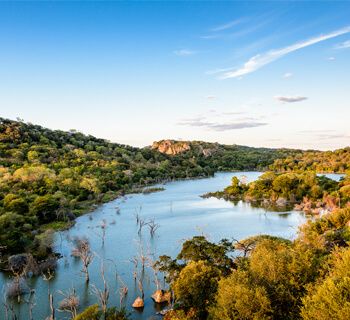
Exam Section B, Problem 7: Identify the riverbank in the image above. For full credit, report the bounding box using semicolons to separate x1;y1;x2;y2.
201;171;346;215
0;172;306;320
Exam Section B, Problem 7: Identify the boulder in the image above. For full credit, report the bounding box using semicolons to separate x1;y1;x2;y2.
132;297;144;308
151;289;171;303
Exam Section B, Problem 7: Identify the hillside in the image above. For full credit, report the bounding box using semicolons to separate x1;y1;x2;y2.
0;117;348;259
270;148;350;173
151;139;301;171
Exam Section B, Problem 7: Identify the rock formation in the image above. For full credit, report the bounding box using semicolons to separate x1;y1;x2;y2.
152;140;191;155
132;296;144;308
151;289;171;303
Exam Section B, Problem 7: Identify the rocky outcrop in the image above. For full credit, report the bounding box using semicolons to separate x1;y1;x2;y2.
152;140;191;155
132;297;144;308
151;289;171;303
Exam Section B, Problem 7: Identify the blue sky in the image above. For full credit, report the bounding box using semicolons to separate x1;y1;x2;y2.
0;1;349;150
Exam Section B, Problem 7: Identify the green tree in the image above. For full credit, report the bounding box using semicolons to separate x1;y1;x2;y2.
301;248;350;320
30;195;60;223
173;260;220;318
209;270;272;320
177;236;233;274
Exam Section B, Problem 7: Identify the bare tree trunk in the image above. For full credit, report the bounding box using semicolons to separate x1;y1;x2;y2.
49;294;55;320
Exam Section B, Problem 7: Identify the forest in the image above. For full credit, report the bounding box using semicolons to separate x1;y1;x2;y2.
0;117;304;259
1;117;350;319
158;207;350;320
269;148;350;173
1;117;349;259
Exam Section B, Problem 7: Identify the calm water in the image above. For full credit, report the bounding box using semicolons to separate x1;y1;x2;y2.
2;171;341;320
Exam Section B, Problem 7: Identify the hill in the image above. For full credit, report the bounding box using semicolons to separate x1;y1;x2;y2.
0;117;348;259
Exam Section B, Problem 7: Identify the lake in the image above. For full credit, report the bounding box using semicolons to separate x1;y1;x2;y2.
2;171;339;320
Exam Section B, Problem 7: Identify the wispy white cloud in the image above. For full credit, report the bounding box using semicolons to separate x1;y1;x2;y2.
211;19;244;32
328;56;336;61
174;49;196;56
219;26;350;79
335;39;350;49
283;72;293;79
205;95;217;100
299;130;350;140
178;118;267;131
178;109;267;131
274;95;308;103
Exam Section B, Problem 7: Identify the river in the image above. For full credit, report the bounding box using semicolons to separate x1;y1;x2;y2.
1;171;341;320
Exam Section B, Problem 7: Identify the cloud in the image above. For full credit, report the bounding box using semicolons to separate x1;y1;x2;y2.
211;19;244;32
298;130;350;140
317;133;350;140
174;49;195;56
206;95;217;100
274;96;308;103
328;56;336;61
283;72;293;79
178;118;267;131
219;26;350;79
335;40;350;49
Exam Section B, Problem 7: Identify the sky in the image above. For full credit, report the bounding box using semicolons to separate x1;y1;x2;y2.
0;1;349;150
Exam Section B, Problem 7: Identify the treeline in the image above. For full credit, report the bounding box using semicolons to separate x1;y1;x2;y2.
0;118;299;258
158;207;350;320
0;117;348;259
270;148;350;173
157;140;302;171
204;171;350;213
0;118;214;258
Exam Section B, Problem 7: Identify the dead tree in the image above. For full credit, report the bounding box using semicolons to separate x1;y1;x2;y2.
6;254;36;302
149;259;161;291
100;219;107;247
48;293;55;320
233;237;256;257
134;206;142;225
138;219;147;235
42;270;55;320
24;290;36;320
134;240;148;273
117;276;128;307
57;288;79;319
91;264;110;319
129;256;139;280
147;219;160;237
72;239;94;283
138;278;144;301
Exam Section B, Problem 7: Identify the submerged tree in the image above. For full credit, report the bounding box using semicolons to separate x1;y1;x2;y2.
58;288;80;318
91;263;110;319
72;238;94;283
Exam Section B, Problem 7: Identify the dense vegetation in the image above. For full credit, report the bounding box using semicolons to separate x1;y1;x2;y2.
0;117;349;260
0;118;300;259
204;171;350;213
270;148;350;173
152;139;301;171
1;117;350;319
159;207;350;320
0;118;211;259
